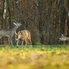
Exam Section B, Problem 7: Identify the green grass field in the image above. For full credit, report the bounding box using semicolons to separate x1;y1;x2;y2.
0;45;69;69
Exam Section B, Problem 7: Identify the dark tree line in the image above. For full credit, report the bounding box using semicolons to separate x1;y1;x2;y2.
0;0;69;45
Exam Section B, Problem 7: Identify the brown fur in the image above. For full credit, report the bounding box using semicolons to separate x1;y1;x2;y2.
15;30;32;48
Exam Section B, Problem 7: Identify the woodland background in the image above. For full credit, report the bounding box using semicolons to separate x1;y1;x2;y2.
0;0;69;45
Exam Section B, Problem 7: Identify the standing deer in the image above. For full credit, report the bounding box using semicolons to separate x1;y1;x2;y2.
59;34;69;44
15;30;32;48
59;34;67;41
0;22;22;45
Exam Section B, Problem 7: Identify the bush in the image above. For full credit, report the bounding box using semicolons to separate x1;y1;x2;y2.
34;42;44;46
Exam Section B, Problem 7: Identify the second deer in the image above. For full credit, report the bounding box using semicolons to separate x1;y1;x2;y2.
0;22;22;45
15;30;32;48
59;34;69;44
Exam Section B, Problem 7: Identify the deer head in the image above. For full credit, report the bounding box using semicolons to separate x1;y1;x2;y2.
13;22;22;27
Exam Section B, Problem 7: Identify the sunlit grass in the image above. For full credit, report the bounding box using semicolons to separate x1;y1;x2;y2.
0;45;69;69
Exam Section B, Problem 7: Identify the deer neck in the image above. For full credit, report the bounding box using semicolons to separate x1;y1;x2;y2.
11;26;18;34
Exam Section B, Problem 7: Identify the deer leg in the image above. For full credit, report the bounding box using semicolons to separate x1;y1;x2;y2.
22;40;24;48
10;40;13;45
9;37;13;45
28;39;32;48
25;39;27;48
64;41;65;44
28;38;32;48
8;38;11;45
17;40;19;47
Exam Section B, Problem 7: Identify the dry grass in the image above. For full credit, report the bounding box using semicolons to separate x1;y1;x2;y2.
0;48;69;69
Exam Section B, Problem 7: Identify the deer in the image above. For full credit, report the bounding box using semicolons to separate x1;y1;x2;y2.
0;22;22;45
15;30;32;48
59;34;69;44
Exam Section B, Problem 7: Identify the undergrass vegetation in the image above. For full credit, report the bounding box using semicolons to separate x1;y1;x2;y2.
0;45;69;69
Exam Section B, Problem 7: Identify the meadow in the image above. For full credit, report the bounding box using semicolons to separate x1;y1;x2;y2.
0;45;69;69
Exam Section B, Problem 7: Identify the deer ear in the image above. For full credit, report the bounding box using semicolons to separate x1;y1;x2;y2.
13;22;16;25
18;31;20;35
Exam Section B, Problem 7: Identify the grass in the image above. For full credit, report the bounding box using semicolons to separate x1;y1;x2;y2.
0;45;69;69
0;45;69;51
